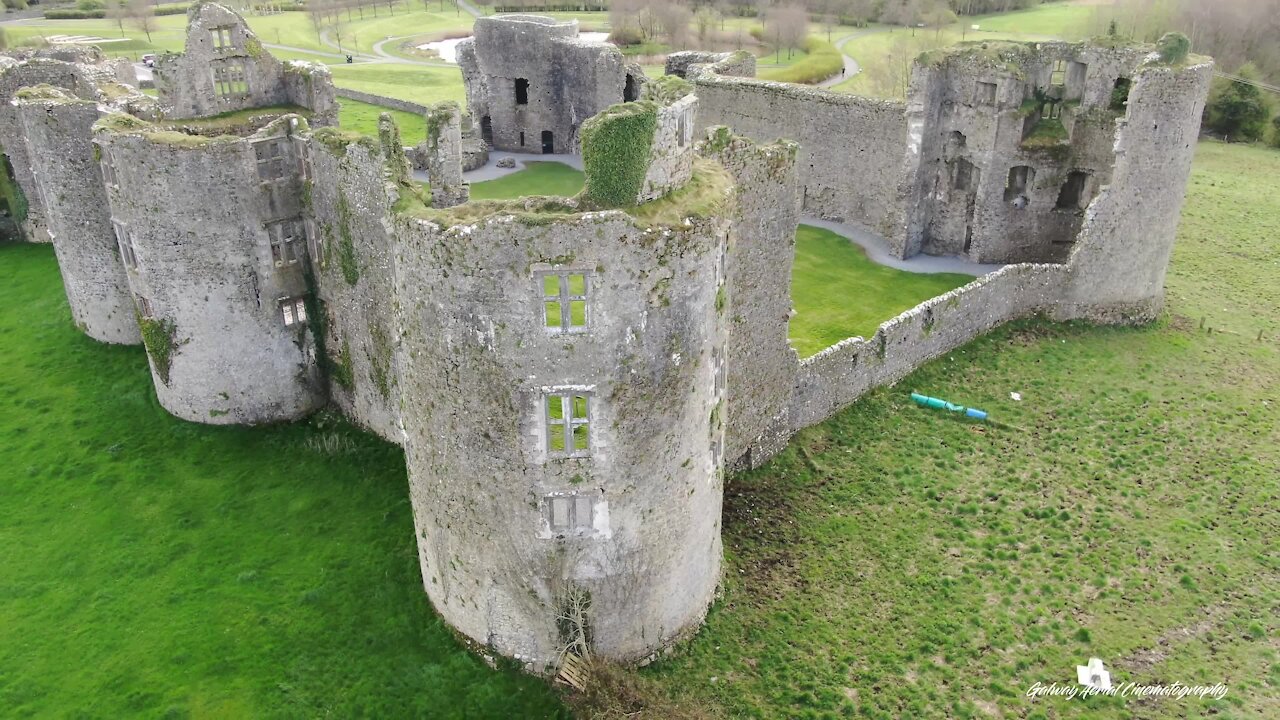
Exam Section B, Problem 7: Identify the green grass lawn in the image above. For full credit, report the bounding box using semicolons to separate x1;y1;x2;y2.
616;140;1280;718
328;62;466;107
337;97;427;143
468;162;585;201
0;246;567;717
789;224;973;357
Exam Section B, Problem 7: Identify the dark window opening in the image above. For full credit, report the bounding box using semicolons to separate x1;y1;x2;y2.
1110;77;1132;112
514;78;529;105
975;81;997;104
624;74;638;102
949;130;966;148
541;130;554;154
1004;165;1034;204
1056;171;1090;210
519;131;525;147
952;158;975;191
480;115;493;147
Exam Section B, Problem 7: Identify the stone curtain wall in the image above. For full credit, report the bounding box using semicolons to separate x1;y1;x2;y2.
333;86;431;116
665;50;756;80
305;136;404;444
15;91;140;344
393;208;729;667
788;263;1066;433
691;74;911;242
98;123;325;424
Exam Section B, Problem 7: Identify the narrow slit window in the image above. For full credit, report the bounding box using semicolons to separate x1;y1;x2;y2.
279;296;308;326
546;391;590;458
97;144;118;188
114;221;137;270
515;78;529;105
540;271;588;333
136;295;154;318
952;159;974;191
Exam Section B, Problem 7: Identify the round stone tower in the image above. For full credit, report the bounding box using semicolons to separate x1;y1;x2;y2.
395;207;730;664
95;114;325;424
13;85;141;344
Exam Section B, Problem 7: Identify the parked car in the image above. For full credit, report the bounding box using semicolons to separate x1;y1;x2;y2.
141;54;156;68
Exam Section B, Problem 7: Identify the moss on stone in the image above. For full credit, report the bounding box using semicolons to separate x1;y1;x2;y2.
580;101;659;209
332;339;355;391
336;192;360;286
424;101;459;149
0;139;28;227
138;316;179;385
15;84;73;101
644;75;694;106
626;158;733;226
377;113;410;182
1021;117;1069;150
313;126;378;156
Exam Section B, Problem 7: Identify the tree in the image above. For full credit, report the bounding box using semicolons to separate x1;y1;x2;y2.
1205;65;1274;142
764;4;807;62
1272;114;1280;149
126;0;156;43
653;0;693;49
106;0;127;35
308;0;329;44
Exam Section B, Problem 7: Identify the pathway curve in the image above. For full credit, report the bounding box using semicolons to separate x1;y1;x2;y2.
800;216;1002;276
817;27;888;89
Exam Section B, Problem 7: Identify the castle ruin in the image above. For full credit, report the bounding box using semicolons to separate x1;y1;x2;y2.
1;6;1212;670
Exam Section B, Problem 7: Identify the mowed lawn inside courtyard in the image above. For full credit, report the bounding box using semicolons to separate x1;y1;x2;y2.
1;141;1277;718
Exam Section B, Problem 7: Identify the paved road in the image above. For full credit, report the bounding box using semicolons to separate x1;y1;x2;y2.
817;27;888;89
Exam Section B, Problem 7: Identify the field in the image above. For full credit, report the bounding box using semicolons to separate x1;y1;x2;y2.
1;139;1276;718
336;96;427;142
789;224;972;357
622;139;1280;719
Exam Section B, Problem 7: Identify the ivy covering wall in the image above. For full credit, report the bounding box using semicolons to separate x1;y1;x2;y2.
580;101;658;208
0;143;29;239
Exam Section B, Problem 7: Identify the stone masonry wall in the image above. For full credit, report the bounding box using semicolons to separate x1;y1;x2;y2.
98;119;325;423
458;15;641;154
1054;60;1214;323
638;94;696;203
393;208;729;665
789;263;1067;433
156;3;337;124
703;131;802;469
691;74;910;242
15;91;140;344
304;133;403;444
0;58;116;243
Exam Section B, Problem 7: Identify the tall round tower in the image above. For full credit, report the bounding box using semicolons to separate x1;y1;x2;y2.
96;114;325;423
392;92;731;664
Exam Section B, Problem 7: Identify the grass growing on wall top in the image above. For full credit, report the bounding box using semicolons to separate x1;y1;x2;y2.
0;243;568;717
468;162;586;201
788;224;972;357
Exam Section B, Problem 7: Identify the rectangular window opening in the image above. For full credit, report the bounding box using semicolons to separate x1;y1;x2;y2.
1050;59;1066;87
254;139;288;182
515;78;529;105
267;218;306;266
975;81;997;104
545;391;591;458
212;26;234;51
114;221;137;269
279;296;307;326
213;62;249;102
545;494;595;532
539;271;589;333
1004;165;1035;203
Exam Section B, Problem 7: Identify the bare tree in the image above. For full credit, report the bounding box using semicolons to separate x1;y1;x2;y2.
764;4;808;61
654;0;693;49
126;0;156;43
308;0;329;44
106;0;127;35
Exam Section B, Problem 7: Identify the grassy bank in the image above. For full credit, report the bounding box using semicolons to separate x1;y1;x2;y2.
0;246;567;717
